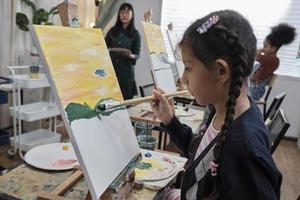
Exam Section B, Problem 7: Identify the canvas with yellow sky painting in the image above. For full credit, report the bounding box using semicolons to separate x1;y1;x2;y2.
141;21;166;54
141;22;176;93
32;25;140;200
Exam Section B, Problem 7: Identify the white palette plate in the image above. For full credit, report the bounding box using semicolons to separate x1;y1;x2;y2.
135;151;177;181
175;106;195;117
24;142;79;170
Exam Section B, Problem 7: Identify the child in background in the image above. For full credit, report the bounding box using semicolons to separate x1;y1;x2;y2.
151;10;282;199
250;23;296;100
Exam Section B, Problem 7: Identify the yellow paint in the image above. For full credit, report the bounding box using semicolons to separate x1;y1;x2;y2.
141;22;166;54
33;25;123;108
135;157;163;178
63;145;69;151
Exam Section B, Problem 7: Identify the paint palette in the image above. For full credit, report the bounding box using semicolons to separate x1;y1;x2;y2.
24;142;79;170
175;106;195;117
135;152;178;181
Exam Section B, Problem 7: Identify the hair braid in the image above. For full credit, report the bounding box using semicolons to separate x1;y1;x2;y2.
179;10;257;199
206;26;247;200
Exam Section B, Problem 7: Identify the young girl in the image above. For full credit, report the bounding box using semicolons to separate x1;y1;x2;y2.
105;3;141;100
250;23;296;100
151;10;282;199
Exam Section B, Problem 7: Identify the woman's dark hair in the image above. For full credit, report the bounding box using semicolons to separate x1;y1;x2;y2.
112;2;136;38
178;10;257;199
266;23;296;51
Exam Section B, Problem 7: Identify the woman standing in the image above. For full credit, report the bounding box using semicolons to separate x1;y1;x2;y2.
105;3;141;100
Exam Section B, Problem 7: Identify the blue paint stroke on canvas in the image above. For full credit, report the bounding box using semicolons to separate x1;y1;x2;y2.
95;69;106;77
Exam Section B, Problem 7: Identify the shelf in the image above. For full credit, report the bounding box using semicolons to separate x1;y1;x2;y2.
6;66;62;157
10;74;49;89
10;101;60;122
10;129;61;152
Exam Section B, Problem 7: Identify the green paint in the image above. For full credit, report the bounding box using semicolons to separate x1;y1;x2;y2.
65;99;127;123
136;162;152;170
65;103;98;123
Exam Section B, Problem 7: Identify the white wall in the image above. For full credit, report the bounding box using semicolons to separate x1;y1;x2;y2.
130;0;162;90
269;74;300;139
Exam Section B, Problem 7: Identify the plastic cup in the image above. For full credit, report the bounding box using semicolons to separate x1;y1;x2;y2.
29;65;40;79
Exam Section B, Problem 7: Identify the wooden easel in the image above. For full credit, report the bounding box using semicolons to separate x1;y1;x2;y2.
37;166;84;200
37;165;135;200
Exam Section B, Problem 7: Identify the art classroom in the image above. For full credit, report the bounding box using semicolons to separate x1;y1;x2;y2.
0;0;300;199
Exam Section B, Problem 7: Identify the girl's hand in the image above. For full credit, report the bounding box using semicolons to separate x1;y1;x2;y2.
150;89;175;125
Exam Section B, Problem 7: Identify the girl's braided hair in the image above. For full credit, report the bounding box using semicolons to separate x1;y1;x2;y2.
178;10;257;199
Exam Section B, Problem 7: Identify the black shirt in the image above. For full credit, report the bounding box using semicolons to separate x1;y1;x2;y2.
105;27;141;100
162;99;282;199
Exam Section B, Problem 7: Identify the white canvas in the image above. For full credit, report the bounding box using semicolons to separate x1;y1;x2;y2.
31;25;140;200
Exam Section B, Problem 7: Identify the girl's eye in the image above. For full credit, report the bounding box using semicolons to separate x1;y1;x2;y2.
185;67;191;72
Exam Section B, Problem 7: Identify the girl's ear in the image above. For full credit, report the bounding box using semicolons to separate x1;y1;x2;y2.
271;45;277;53
214;59;231;83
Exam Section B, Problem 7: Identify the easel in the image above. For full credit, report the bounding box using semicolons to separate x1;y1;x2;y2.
37;166;133;200
37;154;141;200
37;166;84;200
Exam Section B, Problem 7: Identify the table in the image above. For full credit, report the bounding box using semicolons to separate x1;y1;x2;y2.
0;164;157;200
128;103;204;133
0;149;186;200
128;103;204;149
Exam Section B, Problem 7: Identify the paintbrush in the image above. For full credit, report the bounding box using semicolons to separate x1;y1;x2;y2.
97;90;189;111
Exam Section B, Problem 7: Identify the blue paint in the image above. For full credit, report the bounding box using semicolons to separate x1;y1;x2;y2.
95;69;106;77
145;152;152;158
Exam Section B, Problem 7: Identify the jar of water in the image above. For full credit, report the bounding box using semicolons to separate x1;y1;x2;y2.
29;65;41;79
134;122;154;136
136;135;157;151
134;122;157;150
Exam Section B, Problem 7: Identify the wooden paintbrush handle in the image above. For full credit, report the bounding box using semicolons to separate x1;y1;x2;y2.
122;90;189;106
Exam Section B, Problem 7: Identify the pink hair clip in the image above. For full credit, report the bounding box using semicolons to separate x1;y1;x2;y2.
197;15;219;34
200;124;207;131
209;161;219;176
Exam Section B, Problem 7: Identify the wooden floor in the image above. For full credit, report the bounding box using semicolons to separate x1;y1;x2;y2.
272;140;300;200
0;138;299;199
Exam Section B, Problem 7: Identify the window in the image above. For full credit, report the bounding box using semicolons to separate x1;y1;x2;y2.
161;0;300;77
